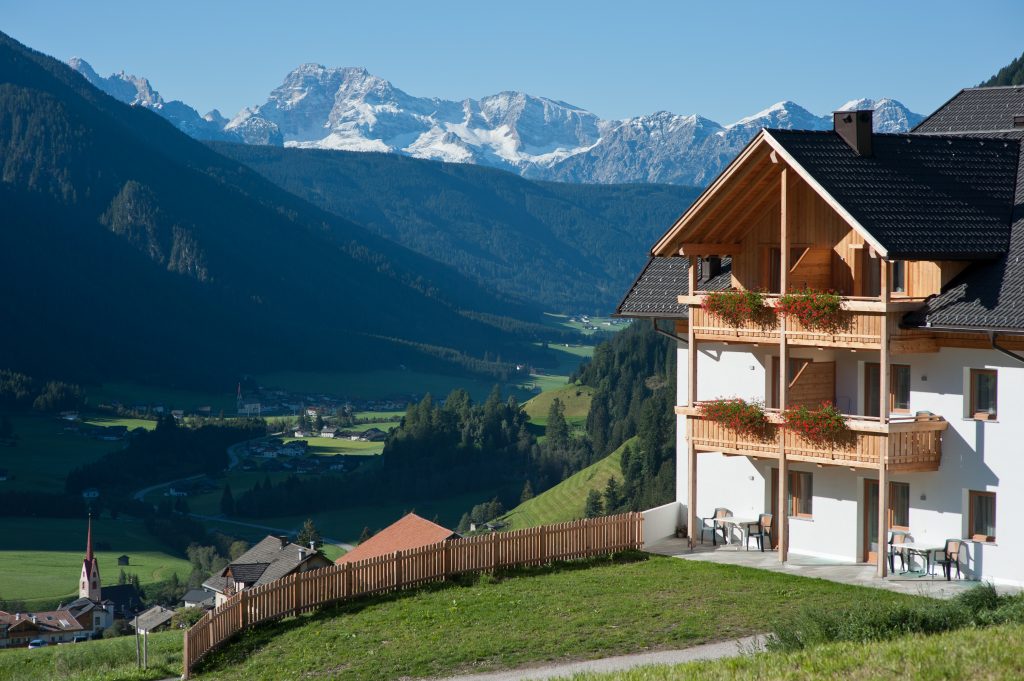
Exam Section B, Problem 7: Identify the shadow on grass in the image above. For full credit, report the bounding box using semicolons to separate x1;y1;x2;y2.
196;550;648;675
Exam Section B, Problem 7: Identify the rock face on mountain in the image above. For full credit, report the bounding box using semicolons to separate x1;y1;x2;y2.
68;59;922;186
67;58;281;144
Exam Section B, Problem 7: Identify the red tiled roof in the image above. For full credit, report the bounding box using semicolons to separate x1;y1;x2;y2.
335;513;457;564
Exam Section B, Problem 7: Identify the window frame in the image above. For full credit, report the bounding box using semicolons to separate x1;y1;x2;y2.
864;363;911;416
788;470;813;519
889;481;910;530
969;369;998;420
968;490;996;543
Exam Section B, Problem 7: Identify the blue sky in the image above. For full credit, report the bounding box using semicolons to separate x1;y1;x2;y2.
4;0;1022;122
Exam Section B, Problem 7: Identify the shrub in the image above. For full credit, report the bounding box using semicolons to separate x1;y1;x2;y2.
701;290;776;328
698;398;770;438
777;288;847;333
782;402;849;447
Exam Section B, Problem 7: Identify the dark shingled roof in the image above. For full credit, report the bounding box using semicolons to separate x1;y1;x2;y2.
769;129;1020;259
616;257;731;318
905;129;1024;331
914;86;1024;134
203;535;332;594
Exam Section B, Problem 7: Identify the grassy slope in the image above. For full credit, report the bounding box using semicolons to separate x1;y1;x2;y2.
0;555;924;681
561;623;1024;680
523;383;594;428
501;438;631;530
0;517;190;609
194;556;921;681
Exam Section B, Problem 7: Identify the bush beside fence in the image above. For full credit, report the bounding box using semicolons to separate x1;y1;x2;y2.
182;512;643;677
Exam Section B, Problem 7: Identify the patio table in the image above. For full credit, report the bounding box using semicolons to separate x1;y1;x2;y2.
898;541;944;576
717;516;762;549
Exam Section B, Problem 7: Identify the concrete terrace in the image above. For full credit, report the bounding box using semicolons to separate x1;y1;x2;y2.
645;537;1016;599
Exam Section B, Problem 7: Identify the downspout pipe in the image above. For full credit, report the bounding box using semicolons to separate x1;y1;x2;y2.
990;332;1024;365
652;318;688;345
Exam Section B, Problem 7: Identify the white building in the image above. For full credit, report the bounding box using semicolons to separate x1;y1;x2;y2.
619;89;1024;586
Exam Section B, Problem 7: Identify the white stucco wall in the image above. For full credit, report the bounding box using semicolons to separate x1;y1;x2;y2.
675;342;1024;585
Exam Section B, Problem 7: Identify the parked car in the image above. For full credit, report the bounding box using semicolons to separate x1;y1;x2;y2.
27;639;47;649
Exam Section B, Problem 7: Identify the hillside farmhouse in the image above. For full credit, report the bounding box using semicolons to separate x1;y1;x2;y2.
204;535;332;607
620;86;1024;585
336;513;459;565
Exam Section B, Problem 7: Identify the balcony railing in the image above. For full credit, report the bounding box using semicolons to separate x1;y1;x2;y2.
683;295;928;350
677;406;947;472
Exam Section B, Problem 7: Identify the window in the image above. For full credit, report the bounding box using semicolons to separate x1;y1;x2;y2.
890;482;910;529
785;471;813;517
891;260;906;294
969;491;996;542
771;469;813;518
969;369;997;420
891;365;911;412
864;363;911;416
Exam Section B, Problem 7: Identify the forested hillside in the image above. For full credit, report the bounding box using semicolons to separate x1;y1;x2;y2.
979;50;1024;87
212;143;700;311
0;31;565;388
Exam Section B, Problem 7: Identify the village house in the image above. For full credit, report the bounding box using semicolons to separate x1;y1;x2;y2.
619;87;1024;586
182;588;215;610
130;605;176;634
0;610;86;648
203;535;332;607
336;513;460;565
319;426;338;438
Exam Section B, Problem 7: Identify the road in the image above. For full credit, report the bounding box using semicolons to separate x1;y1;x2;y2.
431;635;766;681
132;435;355;553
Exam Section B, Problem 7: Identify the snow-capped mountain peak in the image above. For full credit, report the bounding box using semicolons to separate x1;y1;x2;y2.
66;56;924;185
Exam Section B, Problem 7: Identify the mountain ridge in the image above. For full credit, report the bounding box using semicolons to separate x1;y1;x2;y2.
67;58;923;186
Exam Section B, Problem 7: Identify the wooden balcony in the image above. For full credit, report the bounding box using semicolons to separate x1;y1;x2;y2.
676;407;947;472
683;295;931;350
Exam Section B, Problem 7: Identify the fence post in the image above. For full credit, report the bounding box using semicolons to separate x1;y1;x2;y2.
293;573;301;617
443;541;451;577
343;562;351;598
239;588;248;629
539;525;547;565
182;629;190;680
394;551;402;589
490;532;498;571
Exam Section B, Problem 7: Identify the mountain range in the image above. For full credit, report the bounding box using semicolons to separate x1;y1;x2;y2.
68;59;923;186
0;32;579;388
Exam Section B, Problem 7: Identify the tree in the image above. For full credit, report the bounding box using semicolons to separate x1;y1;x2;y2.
520;480;534;503
219;483;235;516
229;540;249;560
584;489;604;518
313;412;324;431
603;476;622;514
545;398;570;452
297;518;322;548
171;607;206;629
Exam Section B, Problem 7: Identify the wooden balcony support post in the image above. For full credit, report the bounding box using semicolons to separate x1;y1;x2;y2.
877;272;890;578
777;167;790;563
686;258;698;545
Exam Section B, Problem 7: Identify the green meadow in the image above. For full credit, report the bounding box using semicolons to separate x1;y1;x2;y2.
0;516;191;609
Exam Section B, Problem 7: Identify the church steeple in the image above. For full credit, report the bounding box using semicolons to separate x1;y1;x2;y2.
79;514;101;601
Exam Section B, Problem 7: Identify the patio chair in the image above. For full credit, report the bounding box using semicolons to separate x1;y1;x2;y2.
744;513;773;552
700;507;732;545
934;539;966;580
888;531;909;573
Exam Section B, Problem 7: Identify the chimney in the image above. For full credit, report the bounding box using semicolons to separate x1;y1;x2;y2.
833;109;873;156
277;535;289;548
309;540;316;551
701;257;722;284
1014;115;1024;129
298;548;307;560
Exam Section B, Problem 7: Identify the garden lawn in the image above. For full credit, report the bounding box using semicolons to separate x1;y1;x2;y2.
0;628;180;681
0;414;128;493
501;439;629;530
194;555;924;681
557;622;1024;680
81;414;157;431
0;516;191;609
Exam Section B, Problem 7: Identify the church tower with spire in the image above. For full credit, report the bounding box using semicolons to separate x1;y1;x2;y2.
79;514;101;600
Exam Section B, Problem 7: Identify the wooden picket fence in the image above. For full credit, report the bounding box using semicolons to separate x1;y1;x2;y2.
181;512;643;678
